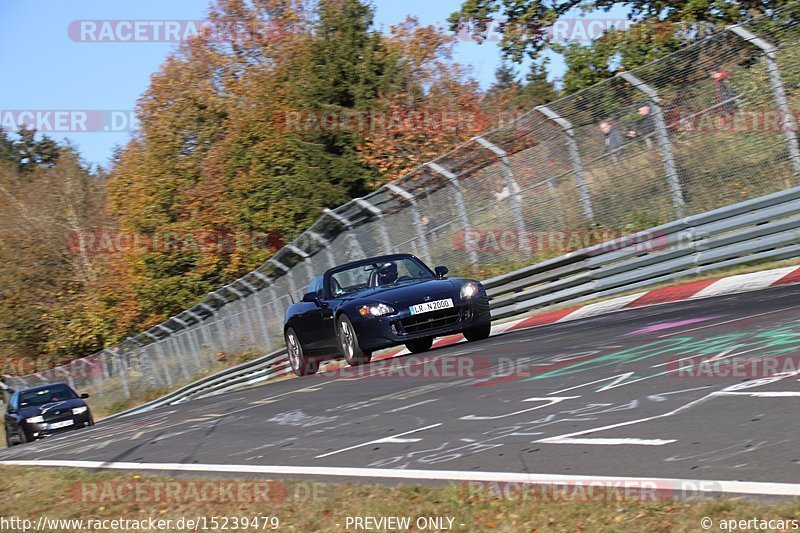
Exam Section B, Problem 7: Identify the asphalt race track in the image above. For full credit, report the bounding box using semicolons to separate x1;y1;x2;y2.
4;284;800;495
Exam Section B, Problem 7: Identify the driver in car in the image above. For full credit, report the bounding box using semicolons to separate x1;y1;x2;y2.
376;262;398;286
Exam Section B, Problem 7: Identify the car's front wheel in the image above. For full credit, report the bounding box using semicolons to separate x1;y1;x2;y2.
16;428;27;445
464;323;491;342
285;327;319;377
405;337;434;354
337;315;372;366
5;427;13;447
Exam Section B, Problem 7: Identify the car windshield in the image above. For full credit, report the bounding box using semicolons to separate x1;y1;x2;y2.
328;257;434;297
19;385;77;407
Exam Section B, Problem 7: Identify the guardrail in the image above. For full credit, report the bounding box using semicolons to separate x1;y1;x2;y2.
105;183;800;418
101;349;289;421
486;183;800;319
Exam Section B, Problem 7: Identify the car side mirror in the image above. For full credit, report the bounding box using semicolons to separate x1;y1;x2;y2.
302;292;319;304
434;266;449;278
7;407;16;414
80;393;90;399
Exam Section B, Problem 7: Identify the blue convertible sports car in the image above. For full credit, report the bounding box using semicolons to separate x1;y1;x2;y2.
283;253;491;376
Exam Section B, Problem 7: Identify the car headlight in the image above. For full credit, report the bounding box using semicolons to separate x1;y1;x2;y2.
25;416;44;424
72;406;88;415
358;303;396;317
460;282;480;299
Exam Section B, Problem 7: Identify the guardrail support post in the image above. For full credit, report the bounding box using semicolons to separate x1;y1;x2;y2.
728;25;800;182
385;183;432;265
323;208;366;261
354;197;394;255
536;105;594;221
472;136;529;251
617;71;685;218
426;162;479;267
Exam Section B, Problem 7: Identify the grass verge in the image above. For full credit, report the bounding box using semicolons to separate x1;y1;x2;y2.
1;466;799;532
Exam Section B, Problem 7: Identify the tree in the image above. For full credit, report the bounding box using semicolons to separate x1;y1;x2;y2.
449;0;790;64
356;17;487;183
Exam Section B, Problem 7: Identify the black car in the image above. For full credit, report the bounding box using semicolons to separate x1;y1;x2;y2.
283;253;491;376
4;382;94;446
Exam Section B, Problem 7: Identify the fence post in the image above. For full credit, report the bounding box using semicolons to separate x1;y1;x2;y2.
286;244;315;288
354;197;394;255
472;136;529;251
617;71;685;218
535;105;595;221
306;231;338;269
728;25;800;181
323;207;366;260
268;258;297;302
239;279;272;352
144;332;174;387
185;310;210;359
385;183;432;265
171;316;204;372
426;161;479;267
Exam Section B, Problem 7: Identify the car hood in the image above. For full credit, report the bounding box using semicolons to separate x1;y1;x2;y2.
347;278;460;306
17;398;86;419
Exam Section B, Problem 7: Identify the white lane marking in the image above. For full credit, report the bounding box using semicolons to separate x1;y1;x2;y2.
557;294;644;322
315;423;442;458
459;396;579;421
536;437;676;446
690;267;798;299
6;459;800;496
385;399;438;413
646;386;712;401
716;391;800;397
535;393;715;444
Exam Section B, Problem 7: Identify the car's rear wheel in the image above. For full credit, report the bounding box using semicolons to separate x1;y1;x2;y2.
464;323;491;342
337;315;372;366
285;327;319;377
405;337;434;354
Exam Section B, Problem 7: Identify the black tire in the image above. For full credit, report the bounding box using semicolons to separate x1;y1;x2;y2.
5;428;13;447
337;315;372;366
285;327;319;377
405;337;434;354
16;427;27;445
464;323;491;342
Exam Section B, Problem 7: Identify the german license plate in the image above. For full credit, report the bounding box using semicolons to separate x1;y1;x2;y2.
48;419;74;430
410;298;454;315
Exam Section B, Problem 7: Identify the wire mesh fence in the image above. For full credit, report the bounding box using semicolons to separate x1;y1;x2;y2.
5;13;800;411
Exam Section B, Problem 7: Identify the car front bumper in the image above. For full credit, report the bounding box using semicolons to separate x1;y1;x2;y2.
22;412;93;440
354;295;491;352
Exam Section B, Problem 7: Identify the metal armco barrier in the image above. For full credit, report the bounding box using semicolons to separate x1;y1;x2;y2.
4;9;800;412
